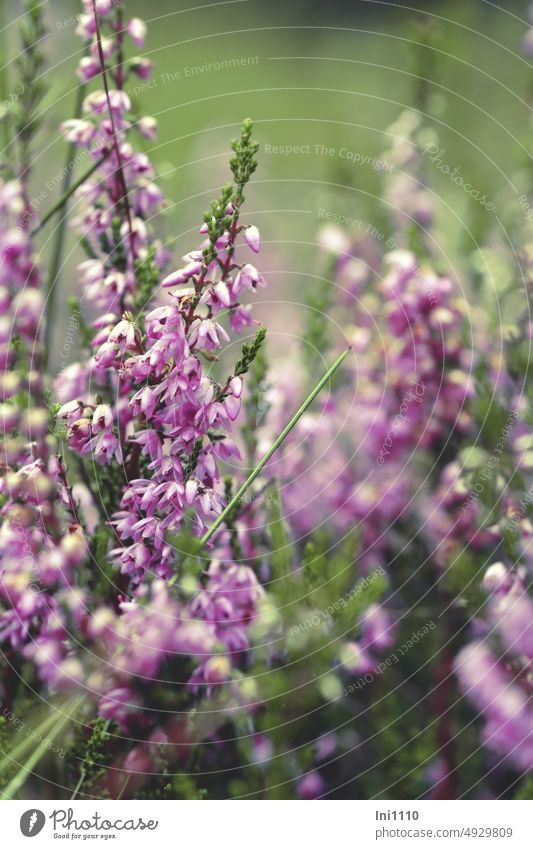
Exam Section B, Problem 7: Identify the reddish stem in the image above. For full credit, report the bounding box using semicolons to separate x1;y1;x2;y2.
90;0;136;273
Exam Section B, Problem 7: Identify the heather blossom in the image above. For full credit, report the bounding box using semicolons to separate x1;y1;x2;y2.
1;0;270;750
455;564;533;772
267;247;473;571
1;0;532;804
0;176;86;661
54;0;266;587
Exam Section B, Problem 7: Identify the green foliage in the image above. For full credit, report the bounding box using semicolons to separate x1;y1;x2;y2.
134;250;162;316
266;482;293;579
223;476;244;561
233;326;267;379
13;0;46;168
242;335;269;466
88;524;116;595
514;776;533;800
166;526;205;583
409;15;443;115
202;118;259;266
442;550;487;612
70;717;114;799
68;297;92;349
230;117;259;197
235;494;388;798
182;437;204;481
301;265;334;385
0;717;16;794
364;689;437;799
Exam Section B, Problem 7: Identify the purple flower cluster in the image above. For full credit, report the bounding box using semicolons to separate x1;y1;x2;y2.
422;460;500;569
270;247;472;573
56;6;167;348
55;1;266;584
0;178;86;656
456;564;533;771
382;110;434;236
0;0;271;739
59;214;265;581
24;562;264;729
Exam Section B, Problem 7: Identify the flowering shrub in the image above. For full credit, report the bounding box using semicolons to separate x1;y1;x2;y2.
0;0;531;802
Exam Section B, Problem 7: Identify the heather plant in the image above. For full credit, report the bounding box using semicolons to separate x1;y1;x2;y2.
0;0;531;803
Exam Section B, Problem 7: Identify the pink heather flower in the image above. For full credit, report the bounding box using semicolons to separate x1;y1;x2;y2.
455;642;533;771
230;304;253;332
77;56;100;82
482;563;512;595
57;399;84;426
75;13;96;40
339;641;375;675
233;263;263;296
92;403;113;432
161;260;203;288
131;57;152;80
359;604;396;650
99;687;139;728
68;417;92;453
297;771;325;800
83;0;114;16
90;35;115;60
492;592;533;659
40;5;269;738
0;403;19;431
243;225;260;253
60;119;96;146
108;317;141;352
137;116;158;140
94;341;120;367
128;17;147;47
188;317;230;351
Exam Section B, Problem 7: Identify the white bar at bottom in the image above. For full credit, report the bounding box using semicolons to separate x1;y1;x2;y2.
2;799;531;848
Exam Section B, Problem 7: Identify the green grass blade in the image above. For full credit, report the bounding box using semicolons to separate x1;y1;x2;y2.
200;346;350;548
266;481;293;579
1;696;82;799
0;706;61;778
32;151;110;237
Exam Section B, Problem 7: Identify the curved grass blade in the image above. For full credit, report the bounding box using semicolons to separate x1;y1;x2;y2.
199;346;351;548
1;696;83;799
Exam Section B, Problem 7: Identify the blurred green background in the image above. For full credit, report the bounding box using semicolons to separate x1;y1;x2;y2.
1;0;531;362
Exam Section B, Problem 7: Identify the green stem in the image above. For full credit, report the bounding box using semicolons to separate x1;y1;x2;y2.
0;16;10;157
42;81;87;369
70;717;111;800
91;0;137;271
1;696;82;799
70;770;86;801
0;707;60;777
199;347;350;548
33;150;109;238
